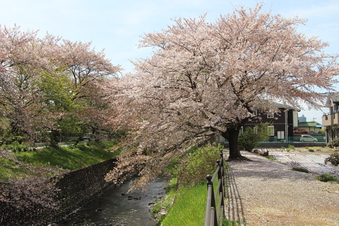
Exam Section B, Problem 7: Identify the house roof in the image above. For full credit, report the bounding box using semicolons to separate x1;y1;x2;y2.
274;102;299;111
299;121;322;127
254;102;299;112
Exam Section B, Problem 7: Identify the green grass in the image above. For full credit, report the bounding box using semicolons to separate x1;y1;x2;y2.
156;144;233;225
17;142;117;170
161;183;207;225
159;180;236;226
0;156;32;181
317;173;339;183
265;156;276;161
292;167;309;173
0;141;118;181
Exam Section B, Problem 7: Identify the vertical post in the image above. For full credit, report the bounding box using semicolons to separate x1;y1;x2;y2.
285;109;288;143
219;150;225;225
204;175;213;226
219;150;225;198
205;150;226;226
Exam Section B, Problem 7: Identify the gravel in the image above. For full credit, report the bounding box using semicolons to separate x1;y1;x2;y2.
225;150;339;226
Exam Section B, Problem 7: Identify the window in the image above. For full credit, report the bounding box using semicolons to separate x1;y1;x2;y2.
268;126;274;136
267;113;274;118
277;131;284;139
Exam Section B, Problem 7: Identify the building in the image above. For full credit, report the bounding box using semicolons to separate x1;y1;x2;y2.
298;121;322;134
243;103;299;142
322;93;339;142
298;114;307;123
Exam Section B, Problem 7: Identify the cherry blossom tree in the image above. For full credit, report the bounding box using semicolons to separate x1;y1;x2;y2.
106;4;338;188
45;38;121;143
0;25;121;143
0;26;46;142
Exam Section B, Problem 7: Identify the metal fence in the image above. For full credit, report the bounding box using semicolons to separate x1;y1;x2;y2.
217;134;326;145
204;151;225;226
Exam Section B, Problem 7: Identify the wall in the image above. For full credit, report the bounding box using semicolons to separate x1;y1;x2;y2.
54;158;117;222
0;158;116;226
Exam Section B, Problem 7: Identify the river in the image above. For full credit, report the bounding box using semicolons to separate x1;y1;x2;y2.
55;177;168;226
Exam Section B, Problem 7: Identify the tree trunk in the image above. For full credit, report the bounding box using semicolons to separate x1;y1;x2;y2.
221;125;245;160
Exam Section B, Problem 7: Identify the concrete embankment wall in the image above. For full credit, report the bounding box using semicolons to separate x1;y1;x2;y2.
0;158;116;226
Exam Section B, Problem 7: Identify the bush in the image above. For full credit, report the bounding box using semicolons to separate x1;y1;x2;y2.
177;145;221;187
288;145;295;150
293;129;310;134
2;141;30;152
327;138;339;148
292;167;309;173
239;123;270;151
317;174;339;183
325;153;339;166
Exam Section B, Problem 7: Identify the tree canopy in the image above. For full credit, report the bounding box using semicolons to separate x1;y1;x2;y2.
0;25;121;143
105;5;339;188
1;5;338;189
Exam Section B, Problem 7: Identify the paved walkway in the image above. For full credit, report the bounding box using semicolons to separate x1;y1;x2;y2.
225;150;339;226
269;149;339;177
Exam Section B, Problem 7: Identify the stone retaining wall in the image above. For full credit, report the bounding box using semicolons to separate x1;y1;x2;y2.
0;158;116;226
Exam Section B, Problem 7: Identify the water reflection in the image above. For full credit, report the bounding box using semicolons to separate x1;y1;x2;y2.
56;177;167;226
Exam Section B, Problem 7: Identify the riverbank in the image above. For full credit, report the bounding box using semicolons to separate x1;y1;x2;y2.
0;142;119;226
0;141;118;181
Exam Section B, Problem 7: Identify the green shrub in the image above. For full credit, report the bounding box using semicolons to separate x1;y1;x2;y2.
165;157;181;177
177;145;221;187
292;167;309;173
288;145;295;150
327;138;339;148
5;141;30;152
317;174;339;183
265;156;275;161
325;153;339;166
239;123;270;151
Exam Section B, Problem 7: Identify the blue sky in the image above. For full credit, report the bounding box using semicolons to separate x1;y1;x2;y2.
1;0;339;123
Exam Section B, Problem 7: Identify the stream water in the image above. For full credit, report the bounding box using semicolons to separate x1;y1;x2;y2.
55;177;168;226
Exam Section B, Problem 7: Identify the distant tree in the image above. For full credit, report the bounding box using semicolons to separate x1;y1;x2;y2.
0;25;121;144
44;39;121;143
106;4;339;188
0;26;45;142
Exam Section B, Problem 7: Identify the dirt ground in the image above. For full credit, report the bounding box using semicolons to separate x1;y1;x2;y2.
225;150;339;226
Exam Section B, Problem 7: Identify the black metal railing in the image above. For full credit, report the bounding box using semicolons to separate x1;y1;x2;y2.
204;151;225;226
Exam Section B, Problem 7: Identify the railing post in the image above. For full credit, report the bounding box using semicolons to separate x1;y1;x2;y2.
218;151;225;198
204;175;213;226
218;150;225;225
205;150;226;226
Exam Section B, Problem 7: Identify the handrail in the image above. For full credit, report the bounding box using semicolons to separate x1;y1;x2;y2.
204;150;225;226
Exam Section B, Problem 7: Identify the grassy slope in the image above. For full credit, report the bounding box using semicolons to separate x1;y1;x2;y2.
0;142;118;181
161;184;207;225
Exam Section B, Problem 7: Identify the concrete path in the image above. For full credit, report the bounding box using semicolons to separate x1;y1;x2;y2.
224;150;339;226
269;150;339;177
